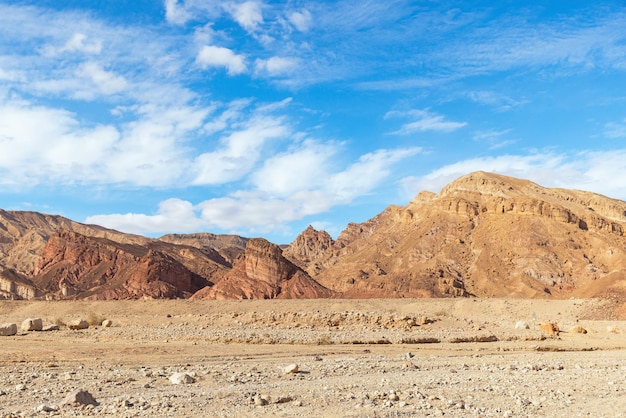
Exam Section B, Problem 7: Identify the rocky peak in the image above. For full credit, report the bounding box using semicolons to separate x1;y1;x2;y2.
283;225;334;264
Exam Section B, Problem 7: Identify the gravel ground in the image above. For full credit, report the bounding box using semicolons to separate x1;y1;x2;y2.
1;298;625;417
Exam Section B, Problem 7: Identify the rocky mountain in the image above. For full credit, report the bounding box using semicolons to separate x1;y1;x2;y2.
191;238;334;300
285;171;626;300
0;211;238;300
2;171;626;301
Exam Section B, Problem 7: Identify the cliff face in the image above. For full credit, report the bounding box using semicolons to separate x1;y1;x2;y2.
287;171;626;300
191;238;334;300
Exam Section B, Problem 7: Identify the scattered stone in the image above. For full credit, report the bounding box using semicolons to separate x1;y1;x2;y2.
102;319;113;327
274;396;294;404
254;395;268;406
539;323;559;335
68;319;89;330
61;389;99;407
283;363;299;374
515;321;530;330
569;325;587;334
42;324;60;332
36;404;58;413
21;318;43;332
0;323;17;336
15;384;26;391
169;372;196;385
607;326;620;334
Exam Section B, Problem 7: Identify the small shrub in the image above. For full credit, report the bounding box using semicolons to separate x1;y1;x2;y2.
86;312;105;326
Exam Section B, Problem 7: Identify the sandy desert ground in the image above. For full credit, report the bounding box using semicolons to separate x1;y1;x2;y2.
1;298;626;417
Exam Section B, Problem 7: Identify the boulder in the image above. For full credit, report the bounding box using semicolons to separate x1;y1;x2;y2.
169;372;196;384
60;389;99;407
283;364;299;374
0;323;17;336
68;319;89;330
102;319;113;327
21;318;43;332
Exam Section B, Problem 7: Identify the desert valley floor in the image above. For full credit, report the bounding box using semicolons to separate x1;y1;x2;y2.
1;298;626;417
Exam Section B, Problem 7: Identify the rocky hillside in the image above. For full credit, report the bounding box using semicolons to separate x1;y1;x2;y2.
2;171;626;301
0;209;331;301
0;211;238;300
285;171;626;300
191;238;334;300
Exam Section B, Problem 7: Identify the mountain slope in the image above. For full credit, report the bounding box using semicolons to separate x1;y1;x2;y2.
286;171;626;299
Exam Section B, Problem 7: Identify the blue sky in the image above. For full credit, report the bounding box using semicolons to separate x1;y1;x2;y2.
1;1;625;243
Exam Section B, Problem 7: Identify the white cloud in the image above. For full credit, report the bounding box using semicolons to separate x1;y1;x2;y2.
386;109;467;134
0;94;211;188
605;119;626;139
62;33;102;54
164;0;192;25
86;145;422;236
227;1;263;32
472;129;515;149
254;56;297;76
86;198;203;234
192;114;290;185
196;45;247;75
251;140;338;195
328;148;423;200
76;62;128;96
288;9;312;32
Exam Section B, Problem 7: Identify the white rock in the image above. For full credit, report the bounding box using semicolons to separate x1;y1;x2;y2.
102;319;113;327
68;319;89;330
283;363;299;374
169;372;196;385
21;318;43;331
515;321;530;330
0;323;17;336
36;404;58;413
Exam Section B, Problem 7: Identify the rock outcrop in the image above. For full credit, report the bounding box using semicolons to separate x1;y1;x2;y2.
191;238;334;300
288;171;626;300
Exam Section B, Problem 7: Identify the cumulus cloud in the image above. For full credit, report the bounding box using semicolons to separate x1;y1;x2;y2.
251;140;338;195
86;198;204;235
76;62;128;96
386;109;467;134
254;56;297;76
164;0;192;25
227;1;263;32
192;114;290;185
196;45;247;75
87;144;422;235
288;9;312;32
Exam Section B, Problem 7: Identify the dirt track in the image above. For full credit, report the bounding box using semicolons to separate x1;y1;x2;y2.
1;298;626;417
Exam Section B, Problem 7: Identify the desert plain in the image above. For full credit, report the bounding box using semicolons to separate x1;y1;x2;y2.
1;298;626;417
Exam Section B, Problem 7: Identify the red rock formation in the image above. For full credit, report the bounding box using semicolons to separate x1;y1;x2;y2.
32;231;210;299
191;238;334;300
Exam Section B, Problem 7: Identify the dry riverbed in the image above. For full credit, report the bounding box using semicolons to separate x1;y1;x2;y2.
1;298;625;417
